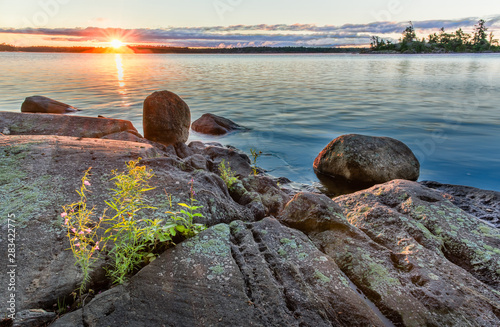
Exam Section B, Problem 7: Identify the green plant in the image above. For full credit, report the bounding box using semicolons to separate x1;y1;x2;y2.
56;297;69;316
61;169;102;306
218;159;238;189
64;158;207;288
166;179;206;238
250;148;262;175
102;158;168;284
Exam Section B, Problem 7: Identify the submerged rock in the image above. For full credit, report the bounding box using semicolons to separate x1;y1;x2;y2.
52;219;387;327
192;113;247;135
143;90;191;146
21;95;78;114
313;134;420;184
0;112;138;139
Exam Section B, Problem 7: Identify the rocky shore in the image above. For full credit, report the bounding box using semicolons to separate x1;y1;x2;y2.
0;94;499;327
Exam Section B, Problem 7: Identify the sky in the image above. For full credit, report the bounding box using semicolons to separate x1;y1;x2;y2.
0;0;499;47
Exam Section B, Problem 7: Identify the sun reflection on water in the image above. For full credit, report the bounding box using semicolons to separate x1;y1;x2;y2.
115;54;128;98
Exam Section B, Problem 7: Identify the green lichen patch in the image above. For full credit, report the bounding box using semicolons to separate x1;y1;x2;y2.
313;269;331;284
0;143;64;227
209;265;225;275
183;224;231;258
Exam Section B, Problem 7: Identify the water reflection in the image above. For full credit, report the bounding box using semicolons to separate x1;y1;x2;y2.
115;54;126;92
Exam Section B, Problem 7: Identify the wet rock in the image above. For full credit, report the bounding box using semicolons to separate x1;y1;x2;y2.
313;134;420;184
21;96;78;114
421;181;500;228
0;112;138;139
52;219;386;327
191;113;247;135
143;90;191;146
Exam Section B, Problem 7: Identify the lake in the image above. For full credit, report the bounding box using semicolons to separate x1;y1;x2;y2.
1;52;499;193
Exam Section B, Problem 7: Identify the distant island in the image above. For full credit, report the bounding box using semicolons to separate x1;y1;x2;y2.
369;19;500;53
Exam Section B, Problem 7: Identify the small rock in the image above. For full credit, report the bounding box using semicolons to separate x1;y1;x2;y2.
2;127;10;135
143;90;191;146
313;134;420;184
21;96;78;114
192;113;247;135
13;309;56;327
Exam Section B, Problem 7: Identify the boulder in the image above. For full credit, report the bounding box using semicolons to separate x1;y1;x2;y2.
0;112;138;139
52;219;387;327
313;134;420;184
0;134;254;316
21;96;78;114
279;181;500;326
143;91;191;146
191;113;247;135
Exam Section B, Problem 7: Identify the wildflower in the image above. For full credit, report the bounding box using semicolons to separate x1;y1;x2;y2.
78;231;85;235
61;212;67;218
84;180;91;186
95;245;100;250
86;228;92;233
64;219;69;225
190;178;196;198
71;228;77;233
75;243;80;247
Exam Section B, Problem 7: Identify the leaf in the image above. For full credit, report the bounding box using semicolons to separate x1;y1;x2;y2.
176;225;186;232
178;203;190;208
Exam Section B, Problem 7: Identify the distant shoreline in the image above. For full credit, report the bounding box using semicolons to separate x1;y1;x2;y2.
1;46;499;55
0;45;361;54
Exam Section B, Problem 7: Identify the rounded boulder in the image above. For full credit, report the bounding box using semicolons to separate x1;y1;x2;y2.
143;91;191;145
21;96;78;114
313;134;420;184
192;113;246;135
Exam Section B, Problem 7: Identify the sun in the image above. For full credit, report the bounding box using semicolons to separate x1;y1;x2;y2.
110;39;124;49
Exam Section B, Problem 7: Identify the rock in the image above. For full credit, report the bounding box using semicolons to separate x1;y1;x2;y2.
204;145;252;177
279;192;347;234
0;112;138;139
13;309;56;327
100;131;144;142
282;180;500;326
21;96;78;114
0;134;254;315
191;113;247;135
313;134;420;184
52;219;387;327
421;181;500;228
143;90;191;146
241;175;289;217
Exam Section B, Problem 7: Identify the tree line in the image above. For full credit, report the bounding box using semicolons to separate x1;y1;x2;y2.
370;19;499;53
0;44;359;54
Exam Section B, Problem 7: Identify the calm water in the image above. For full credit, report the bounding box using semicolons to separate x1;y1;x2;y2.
1;52;499;192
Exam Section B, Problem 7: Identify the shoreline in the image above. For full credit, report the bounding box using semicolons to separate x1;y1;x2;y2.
1;110;499;326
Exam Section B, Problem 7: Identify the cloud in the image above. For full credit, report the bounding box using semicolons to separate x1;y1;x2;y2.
1;15;499;47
